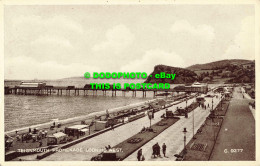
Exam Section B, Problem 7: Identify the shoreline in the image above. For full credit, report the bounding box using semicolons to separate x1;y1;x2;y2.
5;97;161;136
5;93;194;160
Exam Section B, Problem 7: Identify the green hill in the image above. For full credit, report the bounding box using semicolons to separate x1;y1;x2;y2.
187;59;251;70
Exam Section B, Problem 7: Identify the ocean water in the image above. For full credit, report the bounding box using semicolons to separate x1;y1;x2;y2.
4;90;159;132
4;78;221;132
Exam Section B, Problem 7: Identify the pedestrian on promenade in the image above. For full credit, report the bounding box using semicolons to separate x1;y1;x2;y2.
16;134;20;141
157;143;161;157
141;155;145;161
29;128;31;133
162;143;167;157
39;140;42;147
111;124;114;130
137;149;142;161
105;145;111;151
152;143;157;158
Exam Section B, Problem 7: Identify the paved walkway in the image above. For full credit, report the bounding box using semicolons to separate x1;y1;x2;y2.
125;94;221;161
41;97;196;161
210;87;255;161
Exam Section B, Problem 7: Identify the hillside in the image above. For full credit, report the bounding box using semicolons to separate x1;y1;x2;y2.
6;59;254;87
187;59;251;70
145;65;197;84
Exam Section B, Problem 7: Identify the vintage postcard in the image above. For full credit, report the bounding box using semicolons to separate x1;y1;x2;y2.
0;0;259;166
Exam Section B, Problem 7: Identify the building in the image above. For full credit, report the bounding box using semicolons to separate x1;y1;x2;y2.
242;62;255;70
174;82;208;93
184;82;208;93
17;82;46;88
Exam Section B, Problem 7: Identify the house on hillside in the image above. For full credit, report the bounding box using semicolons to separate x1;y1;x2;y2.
242;62;254;70
203;77;211;82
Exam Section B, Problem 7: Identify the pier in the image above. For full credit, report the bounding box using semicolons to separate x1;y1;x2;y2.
4;82;209;98
4;86;172;98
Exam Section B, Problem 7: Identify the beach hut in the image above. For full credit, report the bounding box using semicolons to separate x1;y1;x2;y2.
65;125;89;137
47;132;68;145
95;121;108;131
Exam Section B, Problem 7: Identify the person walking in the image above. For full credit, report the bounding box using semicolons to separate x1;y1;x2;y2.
111;123;114;130
39;139;42;147
162;143;167;157
21;134;24;142
141;155;145;161
152;143;157;158
157;143;161;157
137;149;142;161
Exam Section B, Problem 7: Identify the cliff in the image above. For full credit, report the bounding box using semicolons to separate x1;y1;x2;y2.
145;65;197;84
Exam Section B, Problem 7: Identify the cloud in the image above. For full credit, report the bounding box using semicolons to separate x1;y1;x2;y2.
120;49;185;74
5;56;100;80
222;16;254;60
29;35;75;63
32;36;73;48
12;15;84;37
170;20;216;65
5;15;84;64
92;24;135;54
171;20;215;41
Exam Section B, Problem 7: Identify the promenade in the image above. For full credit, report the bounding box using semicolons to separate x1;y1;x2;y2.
210;87;255;160
125;94;221;161
40;97;196;161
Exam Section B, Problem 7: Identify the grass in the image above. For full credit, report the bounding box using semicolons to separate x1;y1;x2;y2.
182;117;223;161
178;97;230;161
99;117;180;160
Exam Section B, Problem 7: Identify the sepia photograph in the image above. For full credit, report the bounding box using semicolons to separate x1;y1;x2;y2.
1;1;259;165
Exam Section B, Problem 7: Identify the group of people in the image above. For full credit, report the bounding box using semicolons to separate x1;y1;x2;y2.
15;128;48;146
137;143;167;161
140;126;152;133
152;142;167;158
199;103;210;110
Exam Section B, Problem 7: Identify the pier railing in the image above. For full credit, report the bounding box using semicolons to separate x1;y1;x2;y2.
4;86;181;98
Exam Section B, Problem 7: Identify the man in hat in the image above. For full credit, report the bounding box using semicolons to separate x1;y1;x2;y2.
152;143;157;158
162;143;167;157
137;149;142;161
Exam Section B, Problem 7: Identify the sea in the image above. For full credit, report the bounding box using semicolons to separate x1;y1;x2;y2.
4;77;221;132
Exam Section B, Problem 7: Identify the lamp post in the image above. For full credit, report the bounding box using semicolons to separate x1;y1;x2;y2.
212;98;214;113
148;111;153;129
186;99;188;110
183;128;187;155
220;93;222;108
192;104;195;139
89;121;94;135
211;98;216;141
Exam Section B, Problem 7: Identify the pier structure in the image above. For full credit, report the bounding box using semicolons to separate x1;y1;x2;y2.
4;86;174;98
5;82;203;98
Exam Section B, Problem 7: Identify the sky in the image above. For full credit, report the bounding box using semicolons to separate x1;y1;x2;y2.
4;5;255;80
